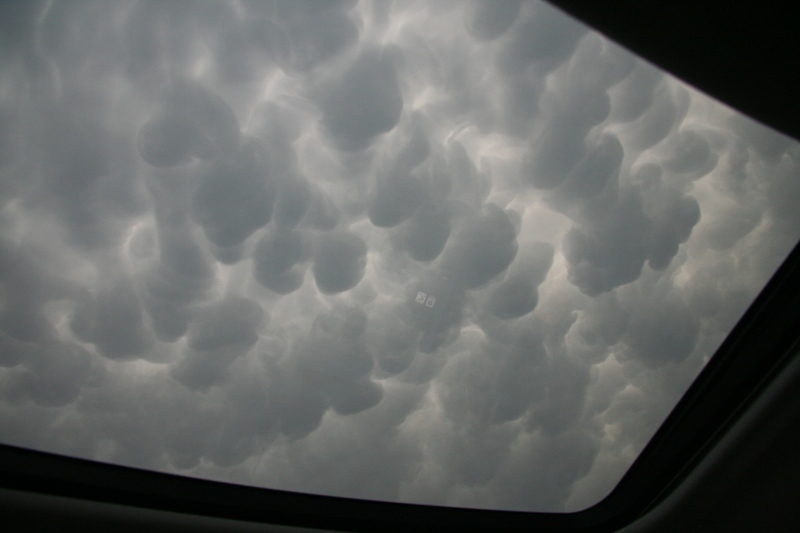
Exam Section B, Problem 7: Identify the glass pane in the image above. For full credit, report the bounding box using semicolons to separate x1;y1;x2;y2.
0;0;798;513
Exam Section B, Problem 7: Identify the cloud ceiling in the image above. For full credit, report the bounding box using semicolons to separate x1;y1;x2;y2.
0;0;799;512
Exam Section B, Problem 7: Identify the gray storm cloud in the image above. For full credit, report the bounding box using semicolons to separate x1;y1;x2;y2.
191;136;277;252
487;241;554;320
72;275;154;361
395;206;452;261
253;229;310;294
312;230;368;294
137;79;241;167
367;116;430;228
250;0;360;75
172;296;265;390
1;0;799;516
466;0;523;42
442;203;519;290
298;306;383;415
318;46;404;152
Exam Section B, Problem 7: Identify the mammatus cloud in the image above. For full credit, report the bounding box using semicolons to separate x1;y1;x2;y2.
312;230;369;294
137;79;241;168
318;46;404;152
1;0;799;514
172;296;265;390
253;229;309;295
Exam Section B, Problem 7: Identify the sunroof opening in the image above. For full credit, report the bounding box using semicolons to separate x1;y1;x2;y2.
1;0;799;514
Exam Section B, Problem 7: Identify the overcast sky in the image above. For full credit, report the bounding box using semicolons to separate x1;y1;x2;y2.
1;0;799;513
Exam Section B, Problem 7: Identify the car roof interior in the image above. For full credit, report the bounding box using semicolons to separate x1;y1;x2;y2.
2;1;799;531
